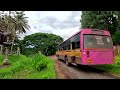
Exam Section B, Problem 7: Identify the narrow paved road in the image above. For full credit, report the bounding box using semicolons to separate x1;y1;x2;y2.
49;55;120;79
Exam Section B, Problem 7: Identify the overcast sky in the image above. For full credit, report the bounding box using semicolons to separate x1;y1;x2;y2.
20;11;82;40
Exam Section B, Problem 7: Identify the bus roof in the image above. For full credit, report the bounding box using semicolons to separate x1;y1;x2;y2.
58;29;82;46
58;28;109;47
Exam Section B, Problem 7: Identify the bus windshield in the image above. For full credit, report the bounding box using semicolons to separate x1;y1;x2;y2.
84;35;113;49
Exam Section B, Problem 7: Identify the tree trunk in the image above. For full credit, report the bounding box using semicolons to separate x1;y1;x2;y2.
3;36;9;65
0;45;3;54
10;38;15;54
3;46;9;65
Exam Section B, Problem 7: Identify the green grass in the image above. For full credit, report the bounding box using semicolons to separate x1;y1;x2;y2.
94;56;120;75
0;54;55;79
0;54;4;65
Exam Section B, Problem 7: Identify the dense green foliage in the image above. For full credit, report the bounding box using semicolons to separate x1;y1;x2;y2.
31;54;48;71
20;33;63;56
80;11;120;45
0;54;55;79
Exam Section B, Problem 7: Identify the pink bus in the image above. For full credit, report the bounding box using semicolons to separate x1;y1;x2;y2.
81;29;115;65
56;28;115;66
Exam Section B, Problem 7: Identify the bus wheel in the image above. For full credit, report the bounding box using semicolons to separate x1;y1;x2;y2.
56;55;59;60
77;64;81;68
65;57;71;66
57;55;60;60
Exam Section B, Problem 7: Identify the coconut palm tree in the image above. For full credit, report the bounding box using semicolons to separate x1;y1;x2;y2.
15;11;30;34
0;11;30;65
10;11;30;54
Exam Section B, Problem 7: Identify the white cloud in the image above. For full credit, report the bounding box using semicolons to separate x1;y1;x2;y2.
19;11;82;40
52;27;80;41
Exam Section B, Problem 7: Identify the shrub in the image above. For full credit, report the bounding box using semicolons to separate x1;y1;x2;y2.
0;54;55;79
31;53;48;71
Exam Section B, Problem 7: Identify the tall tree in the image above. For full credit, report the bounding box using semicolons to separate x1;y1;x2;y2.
10;11;30;54
80;11;118;36
21;33;63;56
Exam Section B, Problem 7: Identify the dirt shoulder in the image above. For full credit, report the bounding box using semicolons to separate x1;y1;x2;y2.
48;55;70;79
0;65;10;68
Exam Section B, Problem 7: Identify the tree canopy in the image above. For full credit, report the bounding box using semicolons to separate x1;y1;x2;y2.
21;33;63;56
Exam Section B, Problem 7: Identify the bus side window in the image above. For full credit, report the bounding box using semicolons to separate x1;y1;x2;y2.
76;41;80;48
68;45;70;50
62;47;64;51
63;46;66;50
72;42;76;49
75;33;80;49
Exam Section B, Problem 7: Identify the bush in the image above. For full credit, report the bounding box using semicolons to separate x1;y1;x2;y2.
31;53;49;71
0;54;55;79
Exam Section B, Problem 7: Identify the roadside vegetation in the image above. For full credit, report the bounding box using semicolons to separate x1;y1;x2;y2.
0;11;64;79
0;53;55;79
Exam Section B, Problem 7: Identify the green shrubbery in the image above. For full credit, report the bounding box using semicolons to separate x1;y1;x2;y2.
31;54;48;71
0;54;55;79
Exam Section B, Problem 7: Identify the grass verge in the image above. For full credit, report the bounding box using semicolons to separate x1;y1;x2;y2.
0;54;55;79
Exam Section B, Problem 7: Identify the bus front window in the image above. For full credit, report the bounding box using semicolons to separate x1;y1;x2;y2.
84;35;113;49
